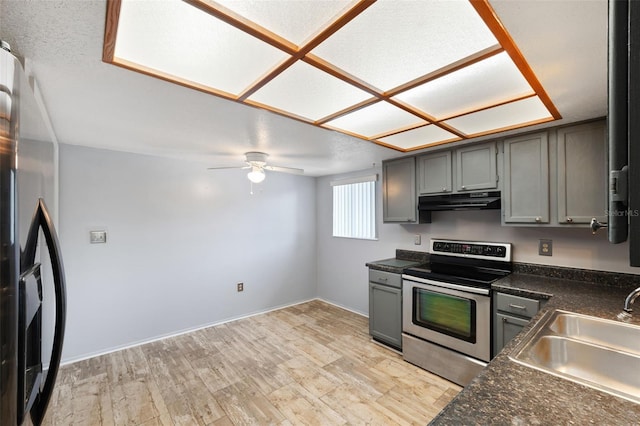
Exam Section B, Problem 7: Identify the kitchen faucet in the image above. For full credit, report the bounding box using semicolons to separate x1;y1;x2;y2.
624;287;640;313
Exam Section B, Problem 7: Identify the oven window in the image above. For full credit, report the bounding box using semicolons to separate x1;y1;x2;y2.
412;288;476;343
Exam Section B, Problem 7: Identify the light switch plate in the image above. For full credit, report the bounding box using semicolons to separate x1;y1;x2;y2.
539;239;552;256
90;230;107;244
414;234;421;245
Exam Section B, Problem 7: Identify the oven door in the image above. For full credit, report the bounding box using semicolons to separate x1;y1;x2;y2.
402;278;491;362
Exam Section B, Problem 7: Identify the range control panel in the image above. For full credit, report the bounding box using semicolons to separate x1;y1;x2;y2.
431;239;511;260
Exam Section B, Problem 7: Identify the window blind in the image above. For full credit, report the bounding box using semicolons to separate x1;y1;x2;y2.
332;175;377;240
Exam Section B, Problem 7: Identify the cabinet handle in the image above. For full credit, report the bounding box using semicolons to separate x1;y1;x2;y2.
379;277;387;281
461;185;466;190
509;304;527;310
535;217;541;222
442;188;447;192
567;217;573;223
502;317;519;325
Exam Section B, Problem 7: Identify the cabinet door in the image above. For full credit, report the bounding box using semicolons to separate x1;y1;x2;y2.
369;283;402;349
455;142;498;191
417;151;452;194
503;133;550;223
493;312;529;356
557;121;607;224
382;157;416;223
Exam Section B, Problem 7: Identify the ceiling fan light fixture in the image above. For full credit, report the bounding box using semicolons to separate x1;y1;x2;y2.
247;167;266;183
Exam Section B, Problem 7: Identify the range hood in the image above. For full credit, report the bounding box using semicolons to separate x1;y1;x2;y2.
418;191;501;211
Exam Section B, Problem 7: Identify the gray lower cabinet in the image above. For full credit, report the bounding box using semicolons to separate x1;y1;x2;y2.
493;292;542;356
369;270;402;350
382;157;416;223
494;313;529;355
503;132;549;223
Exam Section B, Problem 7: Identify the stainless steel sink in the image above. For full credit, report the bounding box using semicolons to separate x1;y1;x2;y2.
510;309;640;404
549;312;640;354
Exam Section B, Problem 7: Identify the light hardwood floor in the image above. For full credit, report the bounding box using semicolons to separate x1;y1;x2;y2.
42;300;461;425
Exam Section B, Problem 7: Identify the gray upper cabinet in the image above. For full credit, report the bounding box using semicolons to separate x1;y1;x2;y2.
416;142;496;195
455;142;498;191
557;121;607;224
503;133;549;223
383;157;416;223
417;151;452;195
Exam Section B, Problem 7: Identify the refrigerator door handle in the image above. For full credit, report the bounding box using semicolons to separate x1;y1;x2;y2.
21;198;66;426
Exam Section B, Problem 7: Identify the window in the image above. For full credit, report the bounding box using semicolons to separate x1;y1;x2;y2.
332;174;377;240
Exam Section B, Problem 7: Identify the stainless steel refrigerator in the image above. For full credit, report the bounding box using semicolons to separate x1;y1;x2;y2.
608;0;640;266
0;42;67;425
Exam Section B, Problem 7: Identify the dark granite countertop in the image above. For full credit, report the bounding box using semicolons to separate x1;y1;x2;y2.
365;249;429;273
432;272;640;425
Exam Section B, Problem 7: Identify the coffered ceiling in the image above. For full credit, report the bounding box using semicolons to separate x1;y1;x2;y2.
0;0;607;176
104;0;560;152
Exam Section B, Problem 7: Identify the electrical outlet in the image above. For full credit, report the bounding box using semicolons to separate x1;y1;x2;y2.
89;230;107;244
237;282;244;292
539;239;552;256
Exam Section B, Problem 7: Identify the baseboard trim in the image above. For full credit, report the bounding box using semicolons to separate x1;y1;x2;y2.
61;297;320;366
316;297;368;318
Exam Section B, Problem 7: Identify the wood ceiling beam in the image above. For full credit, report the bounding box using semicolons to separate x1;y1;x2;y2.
238;0;377;101
102;0;560;153
182;0;298;54
314;46;504;132
470;0;562;119
102;0;121;62
385;44;504;98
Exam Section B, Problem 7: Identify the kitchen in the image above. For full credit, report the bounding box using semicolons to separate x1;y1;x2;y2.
2;0;640;425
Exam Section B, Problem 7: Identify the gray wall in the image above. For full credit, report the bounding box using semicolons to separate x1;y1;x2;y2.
59;144;317;363
59;145;639;362
316;168;639;315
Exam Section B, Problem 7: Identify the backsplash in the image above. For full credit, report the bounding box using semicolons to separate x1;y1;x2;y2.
395;249;430;264
395;248;639;289
513;262;640;289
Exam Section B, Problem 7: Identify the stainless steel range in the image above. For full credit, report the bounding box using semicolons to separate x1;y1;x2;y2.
402;238;512;386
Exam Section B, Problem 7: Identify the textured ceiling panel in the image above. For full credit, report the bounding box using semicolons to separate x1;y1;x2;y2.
107;0;559;151
214;0;355;45
247;60;372;121
394;52;534;120
378;125;460;150
324;101;426;137
115;0;288;95
0;0;606;174
310;0;498;91
443;96;553;135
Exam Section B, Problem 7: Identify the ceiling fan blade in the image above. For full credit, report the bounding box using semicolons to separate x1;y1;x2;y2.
207;165;250;170
264;165;304;175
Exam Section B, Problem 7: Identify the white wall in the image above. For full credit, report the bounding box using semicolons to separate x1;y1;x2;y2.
316;168;640;315
59;144;317;363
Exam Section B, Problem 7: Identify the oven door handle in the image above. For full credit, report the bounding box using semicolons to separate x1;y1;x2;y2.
401;275;490;295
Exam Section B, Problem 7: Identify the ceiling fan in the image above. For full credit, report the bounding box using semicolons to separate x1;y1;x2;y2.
208;152;303;183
